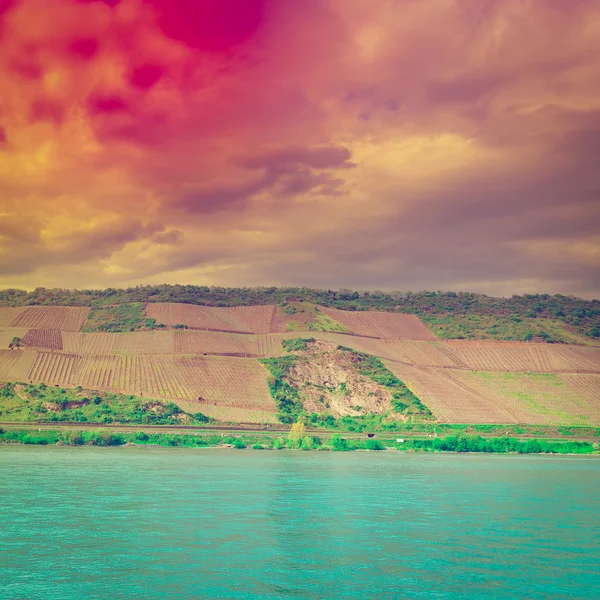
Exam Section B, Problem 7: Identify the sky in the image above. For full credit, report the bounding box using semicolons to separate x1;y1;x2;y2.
0;0;599;297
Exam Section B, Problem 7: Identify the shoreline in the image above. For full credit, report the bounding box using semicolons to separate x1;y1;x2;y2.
3;443;598;457
1;426;597;456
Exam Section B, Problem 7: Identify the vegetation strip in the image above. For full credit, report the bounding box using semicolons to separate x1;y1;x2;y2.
0;427;596;454
0;382;208;425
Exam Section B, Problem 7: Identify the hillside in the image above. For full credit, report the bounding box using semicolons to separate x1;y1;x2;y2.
0;286;598;342
0;299;599;429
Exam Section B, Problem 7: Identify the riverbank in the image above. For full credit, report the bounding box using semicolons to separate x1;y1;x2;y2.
1;427;597;454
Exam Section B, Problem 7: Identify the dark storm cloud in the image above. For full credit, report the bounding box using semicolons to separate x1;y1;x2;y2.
144;0;268;52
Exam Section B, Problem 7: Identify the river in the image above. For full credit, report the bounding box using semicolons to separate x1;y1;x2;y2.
1;447;598;599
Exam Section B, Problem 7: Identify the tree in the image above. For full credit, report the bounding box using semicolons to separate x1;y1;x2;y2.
288;421;306;440
9;336;20;349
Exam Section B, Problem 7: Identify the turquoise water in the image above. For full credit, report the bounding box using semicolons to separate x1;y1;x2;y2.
1;447;598;599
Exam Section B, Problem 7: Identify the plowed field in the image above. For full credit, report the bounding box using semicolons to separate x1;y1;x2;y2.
21;329;63;350
9;307;90;331
0;308;27;328
318;307;436;340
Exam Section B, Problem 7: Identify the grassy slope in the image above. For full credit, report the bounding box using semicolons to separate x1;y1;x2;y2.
472;372;593;426
280;302;349;333
82;303;159;333
0;382;208;425
423;314;593;344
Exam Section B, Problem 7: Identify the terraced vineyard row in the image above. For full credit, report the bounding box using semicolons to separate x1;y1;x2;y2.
8;307;90;331
174;331;258;355
228;305;276;334
319;306;437;340
113;331;175;355
28;352;82;386
447;342;594;372
58;330;286;357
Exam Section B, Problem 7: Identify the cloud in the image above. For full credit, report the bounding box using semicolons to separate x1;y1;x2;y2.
0;0;598;296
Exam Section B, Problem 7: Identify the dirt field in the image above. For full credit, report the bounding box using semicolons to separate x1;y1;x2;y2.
8;307;90;331
318;307;436;340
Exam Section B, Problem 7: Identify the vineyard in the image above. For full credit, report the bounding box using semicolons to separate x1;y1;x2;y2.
473;372;600;426
227;305;277;334
383;360;600;426
0;349;277;423
0;299;599;426
174;330;259;356
21;329;63;350
559;374;600;406
146;303;254;333
446;341;598;373
113;331;176;355
319;307;436;340
385;363;519;424
8;307;90;331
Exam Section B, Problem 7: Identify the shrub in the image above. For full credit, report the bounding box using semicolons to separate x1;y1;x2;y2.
330;434;348;451
364;439;385;451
